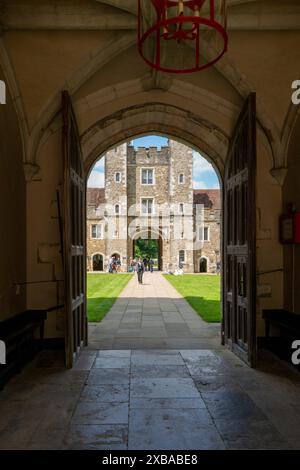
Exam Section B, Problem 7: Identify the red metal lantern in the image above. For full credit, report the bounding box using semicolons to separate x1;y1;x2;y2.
138;0;228;73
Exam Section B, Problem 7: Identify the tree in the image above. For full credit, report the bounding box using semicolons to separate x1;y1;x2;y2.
134;239;158;259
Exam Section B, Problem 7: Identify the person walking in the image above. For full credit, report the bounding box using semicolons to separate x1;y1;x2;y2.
136;257;145;284
149;258;154;273
108;256;114;273
128;257;134;272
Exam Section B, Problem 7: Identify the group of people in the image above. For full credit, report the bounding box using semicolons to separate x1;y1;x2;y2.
142;257;155;272
108;256;156;282
128;257;155;284
108;255;121;273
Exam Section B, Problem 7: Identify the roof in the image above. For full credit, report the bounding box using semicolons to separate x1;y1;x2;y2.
193;189;221;209
87;188;105;207
87;187;220;209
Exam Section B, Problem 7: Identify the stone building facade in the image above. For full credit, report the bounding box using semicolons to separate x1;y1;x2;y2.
87;140;220;273
193;190;221;273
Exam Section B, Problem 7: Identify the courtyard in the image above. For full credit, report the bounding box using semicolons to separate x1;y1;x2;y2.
87;272;221;324
87;272;221;350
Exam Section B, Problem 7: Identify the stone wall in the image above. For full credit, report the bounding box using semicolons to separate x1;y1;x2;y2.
283;117;300;313
194;208;221;273
0;67;27;320
86;217;106;271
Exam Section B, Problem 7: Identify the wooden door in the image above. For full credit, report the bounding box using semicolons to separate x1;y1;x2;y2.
62;90;87;368
223;93;257;367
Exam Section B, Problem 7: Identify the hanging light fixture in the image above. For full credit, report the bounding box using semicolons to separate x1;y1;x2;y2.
138;0;228;74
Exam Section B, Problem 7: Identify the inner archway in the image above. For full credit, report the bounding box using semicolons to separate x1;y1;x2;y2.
86;134;222;341
133;232;163;271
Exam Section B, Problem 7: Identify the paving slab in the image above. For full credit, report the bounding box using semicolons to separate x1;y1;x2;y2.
87;368;130;385
131;365;191;379
130;378;201;399
93;357;131;369
63;424;128;450
72;401;129;425
128;407;225;450
80;384;129;402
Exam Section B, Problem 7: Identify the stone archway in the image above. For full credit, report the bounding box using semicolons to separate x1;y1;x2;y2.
82;103;227;179
92;253;104;272
133;236;163;272
81;119;225;352
200;257;208;273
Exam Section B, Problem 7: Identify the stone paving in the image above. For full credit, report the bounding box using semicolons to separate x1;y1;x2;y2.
88;272;221;350
1;272;300;450
1;348;300;449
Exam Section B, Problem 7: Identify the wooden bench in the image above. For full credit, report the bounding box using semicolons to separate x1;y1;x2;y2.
0;306;63;389
262;309;300;366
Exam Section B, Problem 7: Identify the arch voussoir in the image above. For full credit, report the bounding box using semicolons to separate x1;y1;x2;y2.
82;103;229;179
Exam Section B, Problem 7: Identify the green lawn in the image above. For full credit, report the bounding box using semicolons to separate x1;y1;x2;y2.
87;273;133;322
164;274;221;323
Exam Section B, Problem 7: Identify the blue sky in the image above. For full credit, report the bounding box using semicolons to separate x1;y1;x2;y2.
87;135;220;189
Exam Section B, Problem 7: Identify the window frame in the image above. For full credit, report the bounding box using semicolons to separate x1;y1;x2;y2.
179;250;185;264
141;197;155;215
141;168;155;185
91;223;103;240
178;173;185;184
115;172;121;183
199;226;210;242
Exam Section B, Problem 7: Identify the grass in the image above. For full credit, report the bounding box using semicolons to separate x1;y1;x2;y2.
87;273;133;322
164;274;221;323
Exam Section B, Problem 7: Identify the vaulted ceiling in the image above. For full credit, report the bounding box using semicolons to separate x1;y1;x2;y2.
0;0;299;170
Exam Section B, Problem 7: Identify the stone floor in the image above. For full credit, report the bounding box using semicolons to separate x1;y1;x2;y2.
1;272;300;450
88;272;221;350
1;348;300;450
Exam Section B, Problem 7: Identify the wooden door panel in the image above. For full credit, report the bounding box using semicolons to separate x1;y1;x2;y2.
223;93;257;367
62;90;87;368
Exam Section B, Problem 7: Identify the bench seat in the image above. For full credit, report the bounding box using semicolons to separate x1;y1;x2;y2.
262;309;300;368
0;307;61;389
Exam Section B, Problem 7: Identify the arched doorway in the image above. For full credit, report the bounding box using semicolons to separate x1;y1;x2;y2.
200;257;208;273
92;253;103;271
133;237;163;271
132;227;164;271
82;97;256;366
